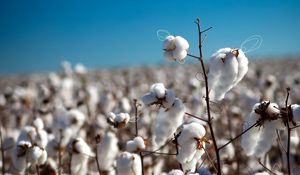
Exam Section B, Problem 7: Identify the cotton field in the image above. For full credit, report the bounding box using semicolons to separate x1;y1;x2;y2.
0;56;299;175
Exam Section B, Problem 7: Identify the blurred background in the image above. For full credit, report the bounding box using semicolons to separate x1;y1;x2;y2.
0;0;300;74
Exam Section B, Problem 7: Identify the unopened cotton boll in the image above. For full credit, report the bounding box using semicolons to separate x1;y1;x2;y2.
154;98;185;147
208;48;248;101
163;35;189;61
126;136;146;152
97;132;119;171
177;122;206;172
117;152;142;175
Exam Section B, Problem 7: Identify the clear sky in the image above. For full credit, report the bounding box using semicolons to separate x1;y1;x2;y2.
0;0;300;74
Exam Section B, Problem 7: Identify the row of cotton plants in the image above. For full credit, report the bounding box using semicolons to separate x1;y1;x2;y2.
0;19;300;175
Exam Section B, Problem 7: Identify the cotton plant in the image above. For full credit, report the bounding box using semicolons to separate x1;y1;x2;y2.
176;122;207;172
106;112;130;128
126;136;146;152
207;48;248;101
241;101;285;157
167;169;199;175
116;151;142;175
69;137;94;175
96;131;119;173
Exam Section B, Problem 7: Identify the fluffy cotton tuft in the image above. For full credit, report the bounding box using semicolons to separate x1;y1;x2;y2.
154;98;185;147
70;138;93;175
291;104;300;122
141;83;176;109
117;152;142;175
27;145;47;166
208;48;248;101
33;117;44;130
177;122;206;172
97;132;119;171
126;136;146;152
74;63;87;75
163;35;189;62
241;102;284;157
106;112;130;128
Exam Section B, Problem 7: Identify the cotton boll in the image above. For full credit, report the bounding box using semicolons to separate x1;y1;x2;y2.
11;141;32;172
67;109;86;129
141;92;157;105
232;49;248;87
208;48;239;101
70;138;93;175
163;35;189;61
97;132;119;171
162;89;176;109
27;146;46;165
150;83;166;98
107;112;130;128
74;63;87;75
120;97;132;113
154;98;185;147
291;104;300;122
33;117;44;130
126;136;146;152
176;122;206;172
117;152;142;175
168;169;184;175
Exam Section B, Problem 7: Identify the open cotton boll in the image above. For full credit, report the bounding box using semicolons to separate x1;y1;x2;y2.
168;169;184;175
232;49;248;87
117;152;142;175
67;109;86;127
33;117;44;130
97;132;119;171
177;122;206;172
11;141;32;172
241;102;283;157
150;83;166;98
154;98;185;147
208;48;239;101
163;35;189;61
70;138;93;175
291;104;300;122
126;136;146;152
106;112;130;128
74;63;87;75
162;89;176;109
141;92;157;106
27;145;47;166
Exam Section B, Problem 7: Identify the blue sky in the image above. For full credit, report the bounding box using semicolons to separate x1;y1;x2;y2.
0;0;300;74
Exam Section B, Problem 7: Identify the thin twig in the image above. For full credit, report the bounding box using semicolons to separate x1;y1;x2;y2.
69;152;72;175
218;121;258;150
290;124;300;130
95;136;101;175
258;160;278;175
187;53;200;60
142;138;174;157
36;165;40;175
142;150;177;156
284;88;291;175
276;130;287;153
195;17;221;175
0;127;5;175
185;112;208;123
202;148;218;173
58;129;63;175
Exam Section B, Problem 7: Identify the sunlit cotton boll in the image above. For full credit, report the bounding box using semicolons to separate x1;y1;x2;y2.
117;152;142;175
208;48;248;101
74;63;88;75
241;102;283;158
11;141;32;173
27;145;47;166
163;35;189;62
70;138;94;175
177;122;206;172
97;131;119;172
106;112;130;128
154;98;185;147
126;136;146;152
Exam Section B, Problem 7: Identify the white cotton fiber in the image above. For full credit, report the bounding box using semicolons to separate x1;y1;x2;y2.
33;117;44;130
106;112;130;128
117;152;142;175
177;122;206;172
141;92;157;105
163;35;189;61
208;48;248;101
292;104;300;122
126;136;146;152
71;138;93;175
97;132;119;171
168;169;184;175
150;83;166;98
241;102;283;158
163;89;176;109
154;98;185;147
